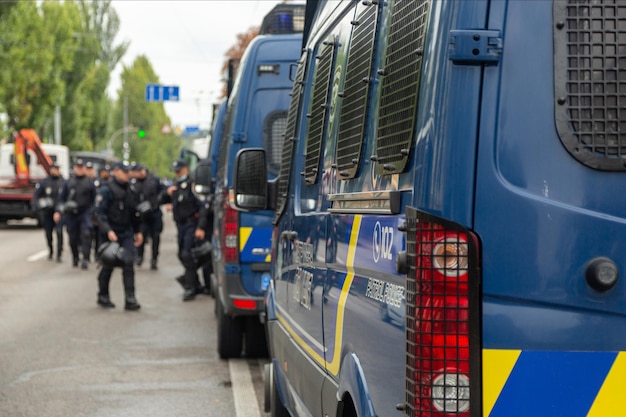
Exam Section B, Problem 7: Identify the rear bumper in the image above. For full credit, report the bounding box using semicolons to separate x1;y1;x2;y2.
219;271;265;317
0;198;35;219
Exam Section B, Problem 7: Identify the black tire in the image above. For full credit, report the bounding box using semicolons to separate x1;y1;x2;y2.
217;298;244;359
244;317;269;358
270;363;290;417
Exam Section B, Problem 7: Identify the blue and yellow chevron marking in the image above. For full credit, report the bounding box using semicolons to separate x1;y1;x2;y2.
276;215;362;376
484;349;626;417
239;227;272;262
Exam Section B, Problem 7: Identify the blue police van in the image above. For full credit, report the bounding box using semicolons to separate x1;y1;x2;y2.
232;0;626;416
207;4;306;359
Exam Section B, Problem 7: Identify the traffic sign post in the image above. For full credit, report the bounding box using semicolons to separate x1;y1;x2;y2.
145;84;180;102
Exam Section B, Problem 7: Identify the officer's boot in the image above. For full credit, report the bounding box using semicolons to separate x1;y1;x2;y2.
182;270;199;302
125;292;141;311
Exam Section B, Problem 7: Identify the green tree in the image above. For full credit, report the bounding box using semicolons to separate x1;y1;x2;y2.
110;55;180;175
0;1;77;133
60;0;128;151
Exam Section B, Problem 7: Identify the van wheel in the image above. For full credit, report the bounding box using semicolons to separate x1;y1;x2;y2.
217;298;243;359
244;317;268;358
269;363;290;417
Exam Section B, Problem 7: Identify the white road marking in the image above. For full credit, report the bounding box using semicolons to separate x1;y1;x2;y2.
27;250;49;262
230;359;263;417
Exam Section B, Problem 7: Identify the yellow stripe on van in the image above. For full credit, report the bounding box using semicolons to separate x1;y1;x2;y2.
275;215;362;375
327;215;361;375
239;227;252;252
483;349;521;417
587;352;626;417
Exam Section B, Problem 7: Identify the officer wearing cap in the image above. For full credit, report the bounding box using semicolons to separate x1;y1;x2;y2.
95;165;111;187
132;163;167;270
85;161;96;179
33;162;65;262
54;158;96;269
94;161;143;310
162;159;208;301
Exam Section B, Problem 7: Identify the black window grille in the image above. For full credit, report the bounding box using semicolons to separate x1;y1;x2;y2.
264;110;289;175
275;52;308;224
304;39;336;185
376;0;430;175
554;0;626;171
336;2;378;179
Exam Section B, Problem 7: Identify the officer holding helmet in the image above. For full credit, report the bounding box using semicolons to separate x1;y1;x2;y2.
94;161;143;310
162;159;208;301
54;159;96;269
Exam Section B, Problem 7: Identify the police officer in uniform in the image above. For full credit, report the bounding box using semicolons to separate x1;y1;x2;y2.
132;163;167;270
33;163;64;262
54;159;96;269
94;162;143;310
162;159;208;301
92;165;110;256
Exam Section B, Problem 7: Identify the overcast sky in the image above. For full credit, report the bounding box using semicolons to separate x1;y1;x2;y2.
108;0;289;130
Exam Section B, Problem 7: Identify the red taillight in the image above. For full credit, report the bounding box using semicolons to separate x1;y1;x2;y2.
232;298;257;310
404;210;479;417
223;192;239;263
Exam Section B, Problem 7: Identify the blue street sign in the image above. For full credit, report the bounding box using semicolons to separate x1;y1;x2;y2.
145;84;180;102
184;126;200;135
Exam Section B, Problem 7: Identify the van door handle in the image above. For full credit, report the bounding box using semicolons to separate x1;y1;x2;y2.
280;231;298;241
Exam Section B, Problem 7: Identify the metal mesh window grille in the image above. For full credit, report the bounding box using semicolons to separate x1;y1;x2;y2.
376;0;429;175
403;207;481;417
304;40;335;185
336;2;378;179
264;111;289;175
275;52;308;224
554;0;626;170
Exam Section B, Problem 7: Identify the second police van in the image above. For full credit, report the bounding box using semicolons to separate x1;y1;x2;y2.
207;4;306;359
233;0;626;416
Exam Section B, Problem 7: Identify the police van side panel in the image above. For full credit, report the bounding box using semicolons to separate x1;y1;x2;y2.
213;34;303;358
266;0;487;416
264;0;492;416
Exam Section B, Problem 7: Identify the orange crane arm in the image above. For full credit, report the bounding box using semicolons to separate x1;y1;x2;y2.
13;129;53;187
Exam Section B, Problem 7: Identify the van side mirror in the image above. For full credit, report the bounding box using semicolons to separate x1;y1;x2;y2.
193;163;213;195
233;148;268;210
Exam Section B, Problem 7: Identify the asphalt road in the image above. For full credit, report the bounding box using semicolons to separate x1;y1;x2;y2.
0;215;268;417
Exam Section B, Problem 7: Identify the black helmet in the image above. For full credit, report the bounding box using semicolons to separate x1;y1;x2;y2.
62;200;79;214
97;241;125;267
191;240;212;266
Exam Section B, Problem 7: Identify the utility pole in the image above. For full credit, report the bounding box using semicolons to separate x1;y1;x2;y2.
122;95;129;163
54;105;62;145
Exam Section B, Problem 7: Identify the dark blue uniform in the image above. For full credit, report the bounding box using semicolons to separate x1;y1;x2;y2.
94;177;142;309
133;172;167;269
162;175;208;300
92;175;109;251
33;172;64;261
56;174;95;268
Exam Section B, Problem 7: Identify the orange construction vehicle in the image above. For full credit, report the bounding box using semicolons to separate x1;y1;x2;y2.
0;129;69;225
